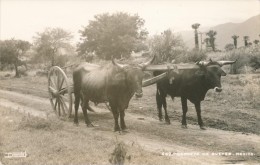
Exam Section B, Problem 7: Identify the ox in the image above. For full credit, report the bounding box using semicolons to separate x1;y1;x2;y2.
73;56;154;131
154;60;235;129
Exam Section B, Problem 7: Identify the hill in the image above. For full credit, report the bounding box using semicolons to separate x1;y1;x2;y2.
177;14;260;50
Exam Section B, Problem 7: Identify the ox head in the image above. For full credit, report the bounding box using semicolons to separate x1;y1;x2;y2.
112;55;155;98
196;59;236;92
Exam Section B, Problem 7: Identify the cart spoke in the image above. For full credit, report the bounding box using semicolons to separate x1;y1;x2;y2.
59;78;65;90
53;70;58;87
54;98;58;111
60;97;69;112
57;72;61;90
50;77;57;89
60;99;66;115
58;99;61;116
49;86;57;95
60;95;69;102
59;88;68;95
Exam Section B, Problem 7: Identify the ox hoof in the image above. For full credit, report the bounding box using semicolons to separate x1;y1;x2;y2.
74;122;79;126
200;126;206;130
181;125;188;129
86;123;97;127
122;128;129;133
114;128;121;132
165;120;171;125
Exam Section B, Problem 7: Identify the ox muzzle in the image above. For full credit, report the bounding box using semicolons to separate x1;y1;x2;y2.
214;87;222;92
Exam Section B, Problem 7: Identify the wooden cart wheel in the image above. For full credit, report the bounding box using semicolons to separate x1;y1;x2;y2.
48;66;72;118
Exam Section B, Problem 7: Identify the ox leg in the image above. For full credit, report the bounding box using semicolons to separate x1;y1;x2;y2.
111;104;120;132
162;97;170;124
81;100;93;127
119;110;127;131
74;94;80;126
194;102;206;130
181;97;188;128
156;89;163;121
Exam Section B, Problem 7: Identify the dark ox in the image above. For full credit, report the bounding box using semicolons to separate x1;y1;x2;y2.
154;60;235;130
73;56;154;131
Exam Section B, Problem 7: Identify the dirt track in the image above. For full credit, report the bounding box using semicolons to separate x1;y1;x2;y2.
0;89;259;164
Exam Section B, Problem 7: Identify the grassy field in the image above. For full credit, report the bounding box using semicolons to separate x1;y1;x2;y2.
0;69;260;164
1;70;259;134
0;107;176;165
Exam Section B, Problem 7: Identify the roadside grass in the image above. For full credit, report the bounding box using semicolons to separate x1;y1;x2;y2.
0;107;174;165
18;115;64;131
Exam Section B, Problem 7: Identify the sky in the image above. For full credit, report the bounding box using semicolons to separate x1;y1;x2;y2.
0;0;259;44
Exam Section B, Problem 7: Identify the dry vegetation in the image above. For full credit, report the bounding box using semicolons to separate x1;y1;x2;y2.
0;49;260;164
1;108;176;165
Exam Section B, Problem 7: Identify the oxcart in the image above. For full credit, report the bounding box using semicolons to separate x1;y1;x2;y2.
47;61;207;118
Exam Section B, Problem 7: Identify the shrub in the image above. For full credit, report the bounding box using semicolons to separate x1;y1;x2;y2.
149;29;187;63
184;49;207;63
18;115;63;131
109;141;127;165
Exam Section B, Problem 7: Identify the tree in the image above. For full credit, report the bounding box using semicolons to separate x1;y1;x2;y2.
206;30;217;51
77;12;148;60
33;27;73;66
225;43;235;51
0;39;31;77
191;23;200;50
149;29;186;63
232;35;239;49
253;40;259;45
243;36;249;47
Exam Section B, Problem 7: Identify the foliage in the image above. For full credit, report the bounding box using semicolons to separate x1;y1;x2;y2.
0;39;31;77
253;40;259;45
206;30;217;51
77;12;148;60
231;35;239;49
109;141;127;165
248;45;260;70
33;27;74;67
225;43;235;51
243;36;249;47
184;49;207;63
149;29;186;63
221;45;260;74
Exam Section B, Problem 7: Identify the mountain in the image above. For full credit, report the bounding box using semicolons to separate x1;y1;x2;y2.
177;14;260;50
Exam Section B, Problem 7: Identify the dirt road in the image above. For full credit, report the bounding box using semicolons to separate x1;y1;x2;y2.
0;89;259;164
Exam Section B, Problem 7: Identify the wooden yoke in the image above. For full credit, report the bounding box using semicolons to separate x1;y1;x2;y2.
141;60;236;87
142;63;183;87
144;63;199;71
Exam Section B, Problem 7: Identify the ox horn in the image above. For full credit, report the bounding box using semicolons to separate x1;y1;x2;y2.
196;61;210;66
217;60;236;66
112;59;128;68
139;55;156;68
